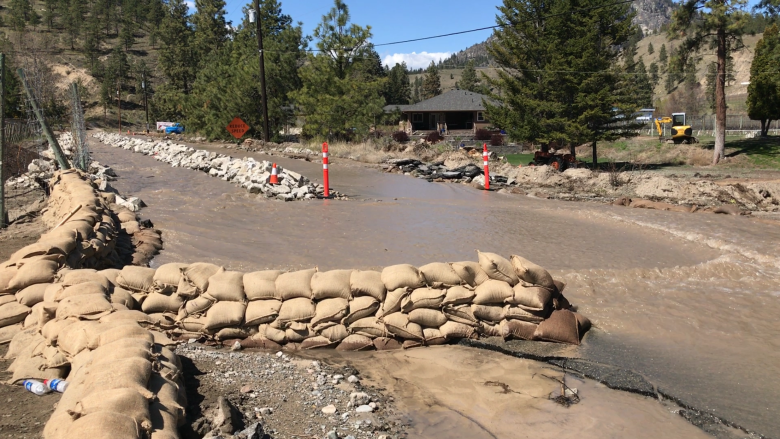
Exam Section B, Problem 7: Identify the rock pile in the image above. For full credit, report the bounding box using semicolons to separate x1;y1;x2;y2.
92;132;347;201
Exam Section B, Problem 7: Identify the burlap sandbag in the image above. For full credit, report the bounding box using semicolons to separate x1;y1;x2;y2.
0;294;15;307
311;298;349;327
81;356;155;399
377;288;408;318
43;283;62;302
32;301;58;331
243;270;281;301
381;313;424;341
180;263;222;297
400;288;445;312
423;328;447;345
471;304;506;323
179;316;207;332
100;310;155;326
408;308;448;328
450;261;489;287
57;282;108;301
263;325;287;344
335;334;374;351
244;299;282;326
43;344;69;368
60;269;111;291
373;337;402;351
99;268;122;286
419;262;462;288
7;259;58;290
506;283;553;311
141;293;184;314
477;251;519;285
0;302;31;327
402;339;423;349
69;388;152;434
15;283;49;307
57;294;112;320
349;270;386;301
442;286;475;307
533;309;589;345
0;266;18;294
341;296;379;326
63;408;143;439
276;268;317;300
8;353;67;384
501;319;538;340
91;324;155;349
311;270;352;300
149;401;181;437
473;279;514;305
381;264;424;291
146;313;177;329
179;296;215;318
347;317;387;338
147;374;185;424
213;326;257;341
0;322;23;345
505;306;547;323
301;336;336;349
110;287;138;309
285;324;313;343
204;270;245;302
57;320;94;356
41;318;75;345
440;321;476;340
117;266;156;293
317;324;348;343
509;255;555;290
153;263;188;293
277;297;315;323
4;327;40;359
204;301;246;330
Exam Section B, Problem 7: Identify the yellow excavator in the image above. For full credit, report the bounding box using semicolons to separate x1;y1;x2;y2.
655;113;698;144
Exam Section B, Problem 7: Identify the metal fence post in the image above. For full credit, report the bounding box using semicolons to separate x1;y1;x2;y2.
17;68;70;170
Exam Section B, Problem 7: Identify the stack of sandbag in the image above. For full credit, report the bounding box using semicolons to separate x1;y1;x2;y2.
155;251;590;350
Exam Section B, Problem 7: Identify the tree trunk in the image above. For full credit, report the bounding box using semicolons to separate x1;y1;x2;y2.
761;119;768;137
591;140;597;170
713;24;727;164
570;143;576;159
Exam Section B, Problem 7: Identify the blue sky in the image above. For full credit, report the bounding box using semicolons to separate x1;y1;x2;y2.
215;0;504;69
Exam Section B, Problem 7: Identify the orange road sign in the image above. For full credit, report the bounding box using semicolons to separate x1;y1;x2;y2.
227;117;250;139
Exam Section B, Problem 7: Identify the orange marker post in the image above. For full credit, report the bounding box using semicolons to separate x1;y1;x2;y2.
483;143;490;190
269;163;279;185
322;142;330;198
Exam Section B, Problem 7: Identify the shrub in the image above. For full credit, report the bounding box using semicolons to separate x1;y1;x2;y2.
475;129;492;141
490;134;504;146
425;131;443;144
392;131;410;143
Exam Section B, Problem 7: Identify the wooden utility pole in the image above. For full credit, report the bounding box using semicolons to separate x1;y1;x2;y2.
253;0;270;142
17;68;70;171
0;53;6;228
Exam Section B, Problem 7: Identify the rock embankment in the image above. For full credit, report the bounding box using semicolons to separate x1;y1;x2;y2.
92;132;347;201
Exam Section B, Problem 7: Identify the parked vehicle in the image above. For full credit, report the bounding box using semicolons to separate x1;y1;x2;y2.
165;123;184;134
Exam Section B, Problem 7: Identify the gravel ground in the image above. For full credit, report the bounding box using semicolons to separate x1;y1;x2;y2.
176;342;409;439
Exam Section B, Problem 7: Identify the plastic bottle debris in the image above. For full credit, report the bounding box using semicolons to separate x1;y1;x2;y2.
23;380;51;396
43;379;69;393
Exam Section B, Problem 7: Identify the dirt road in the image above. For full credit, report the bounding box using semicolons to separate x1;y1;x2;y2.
88;137;780;438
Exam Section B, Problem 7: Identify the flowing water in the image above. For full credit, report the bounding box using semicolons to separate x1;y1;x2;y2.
89;139;780;438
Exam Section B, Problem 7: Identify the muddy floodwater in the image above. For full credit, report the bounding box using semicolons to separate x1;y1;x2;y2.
89;139;780;438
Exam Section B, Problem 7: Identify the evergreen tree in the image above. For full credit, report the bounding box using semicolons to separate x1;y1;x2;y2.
746;24;780;135
147;0;165;47
191;0;228;65
385;62;411;105
120;15;137;51
671;0;750;164
64;0;85;50
485;0;641;166
421;61;441;99
649;61;659;88
658;43;668;71
648;42;654;55
7;0;33;32
291;0;385;140
43;0;59;30
457;60;482;92
634;58;653;107
158;0;195;94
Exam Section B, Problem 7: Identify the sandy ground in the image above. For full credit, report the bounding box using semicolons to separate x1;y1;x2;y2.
0;345;58;439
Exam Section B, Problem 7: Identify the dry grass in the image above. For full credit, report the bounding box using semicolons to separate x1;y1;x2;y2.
300;140;397;164
585;137;717;166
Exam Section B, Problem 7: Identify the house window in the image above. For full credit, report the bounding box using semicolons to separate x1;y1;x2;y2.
413;113;423;123
477;112;485;122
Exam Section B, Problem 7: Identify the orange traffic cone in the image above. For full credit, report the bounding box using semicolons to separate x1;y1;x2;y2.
269;163;279;185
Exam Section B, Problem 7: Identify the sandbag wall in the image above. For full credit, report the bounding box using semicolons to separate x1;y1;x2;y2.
108;251;590;350
0;169;162;344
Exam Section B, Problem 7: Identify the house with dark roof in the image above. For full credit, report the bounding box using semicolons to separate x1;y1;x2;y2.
384;90;496;133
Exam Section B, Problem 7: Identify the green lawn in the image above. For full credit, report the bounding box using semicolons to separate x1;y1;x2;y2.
504;154;535;166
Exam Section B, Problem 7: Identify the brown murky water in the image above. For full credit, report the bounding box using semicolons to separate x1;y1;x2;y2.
89;139;780;438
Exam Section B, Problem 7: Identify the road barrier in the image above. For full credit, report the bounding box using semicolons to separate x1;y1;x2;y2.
483;143;490;190
322;142;330;199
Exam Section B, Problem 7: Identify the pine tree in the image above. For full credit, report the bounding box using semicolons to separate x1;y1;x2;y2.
146;0;165;47
485;0;641;166
457;60;481;92
648;42;654;55
385;62;411;105
671;0;750;163
746;24;780;135
120;16;137;51
191;0;228;65
64;0;85;50
158;0;195;94
658;43;668;71
291;0;385;140
8;0;33;32
421;61;441;99
43;0;58;30
633;58;653;107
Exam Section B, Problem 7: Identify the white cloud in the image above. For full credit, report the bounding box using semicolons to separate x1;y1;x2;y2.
382;52;451;70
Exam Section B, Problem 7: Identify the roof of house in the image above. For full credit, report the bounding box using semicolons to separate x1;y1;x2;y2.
383;104;412;113
403;90;495;113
